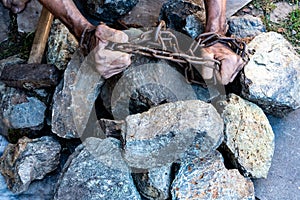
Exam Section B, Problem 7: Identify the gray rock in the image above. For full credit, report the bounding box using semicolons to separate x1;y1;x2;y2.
54;137;141;200
122;100;224;169
47;19;78;70
0;55;26;134
120;0;168;28
51;50;104;138
270;2;296;23
83;0;139;23
159;0;206;39
0;136;61;193
0;164;59;200
0;3;10;42
133;164;172;200
241;32;300;117
221;94;275;178
17;0;42;33
3;97;46;129
171;151;255;200
0;58;47;130
253;110;300;200
105;62;197;120
228;15;266;38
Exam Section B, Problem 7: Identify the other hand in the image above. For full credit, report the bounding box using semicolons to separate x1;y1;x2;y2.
2;0;30;13
199;42;245;85
88;24;131;79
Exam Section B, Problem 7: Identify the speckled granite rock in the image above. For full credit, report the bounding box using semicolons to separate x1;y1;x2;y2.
3;97;46;129
241;32;300;117
0;3;10;42
122;100;224;169
159;0;206;39
17;0;42;33
133;164;172;199
171;151;255;200
51;50;104;138
221;94;275;178
47;19;78;70
228;15;266;38
54;137;141;200
0;136;61;193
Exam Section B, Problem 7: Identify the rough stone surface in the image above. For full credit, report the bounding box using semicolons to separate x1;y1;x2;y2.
17;0;42;33
133;164;171;200
82;0;139;23
47;19;78;70
0;136;61;193
253;110;300;200
0;167;60;200
51;50;104;138
221;94;275;178
104;62;197;120
0;3;10;42
0;55;26;135
172;151;255;200
228;15;266;38
159;0;206;39
122;100;224;169
121;0;168;27
54;137;141;200
0;63;59;90
0;56;46;130
241;32;300;117
270;2;296;23
3;97;46;129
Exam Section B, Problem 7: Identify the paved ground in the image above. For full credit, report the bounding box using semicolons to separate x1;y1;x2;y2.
253;110;300;200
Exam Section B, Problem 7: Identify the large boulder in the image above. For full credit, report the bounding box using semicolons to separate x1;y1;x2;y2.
171;151;255;200
54;137;141;200
0;136;61;193
241;32;300;117
51;50;104;138
122;100;224;169
221;94;275;178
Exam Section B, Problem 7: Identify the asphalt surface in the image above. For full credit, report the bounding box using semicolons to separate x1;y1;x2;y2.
253;109;300;200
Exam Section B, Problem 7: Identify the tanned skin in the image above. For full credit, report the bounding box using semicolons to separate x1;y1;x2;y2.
2;0;244;84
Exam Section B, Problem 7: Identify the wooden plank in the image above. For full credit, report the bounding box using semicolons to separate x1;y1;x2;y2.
226;0;253;17
28;7;54;64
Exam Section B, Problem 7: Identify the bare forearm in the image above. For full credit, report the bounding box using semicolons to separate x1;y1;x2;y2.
38;0;94;40
204;0;227;34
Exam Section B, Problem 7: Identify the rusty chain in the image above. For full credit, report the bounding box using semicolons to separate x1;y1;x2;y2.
107;21;249;85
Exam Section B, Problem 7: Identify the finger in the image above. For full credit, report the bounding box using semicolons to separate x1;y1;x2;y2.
2;0;12;8
95;24;129;43
94;49;131;66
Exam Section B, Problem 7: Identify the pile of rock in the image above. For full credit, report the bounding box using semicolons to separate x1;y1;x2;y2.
1;0;300;199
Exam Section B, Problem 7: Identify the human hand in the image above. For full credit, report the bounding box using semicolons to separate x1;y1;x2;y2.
87;24;131;79
199;42;245;85
2;0;30;13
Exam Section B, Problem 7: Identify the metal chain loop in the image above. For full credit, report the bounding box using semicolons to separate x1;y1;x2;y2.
108;21;250;85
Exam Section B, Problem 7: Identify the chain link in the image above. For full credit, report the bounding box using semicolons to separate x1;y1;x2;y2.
108;21;249;85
